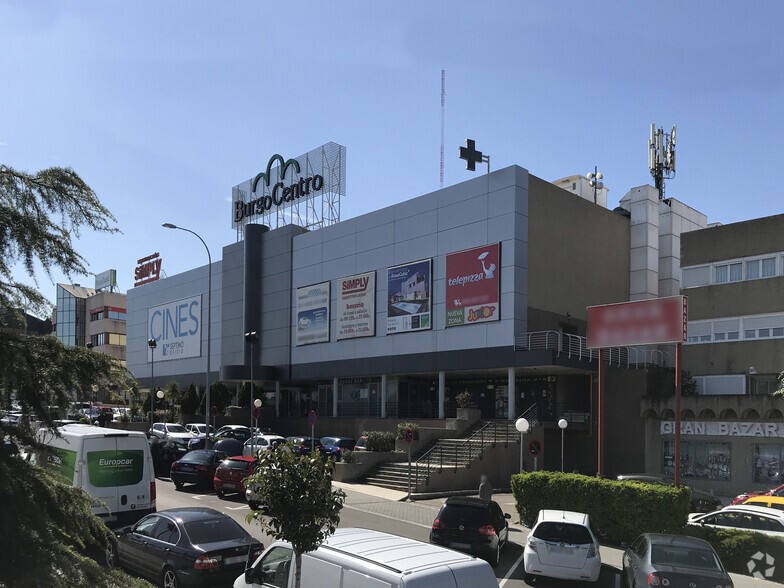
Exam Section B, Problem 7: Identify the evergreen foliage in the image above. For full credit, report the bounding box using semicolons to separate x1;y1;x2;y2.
180;383;200;415
0;164;148;586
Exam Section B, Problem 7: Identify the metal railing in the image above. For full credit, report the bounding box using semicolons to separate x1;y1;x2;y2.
414;420;515;491
513;330;672;368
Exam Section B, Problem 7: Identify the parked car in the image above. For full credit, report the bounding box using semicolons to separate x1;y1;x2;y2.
688;504;784;537
616;473;722;512
234;528;497;588
523;509;601;583
188;426;252;451
429;497;510;566
213;438;245;458
320;436;357;461
170;450;229;490
184;423;216;437
242;435;286;457
622;533;732;588
730;483;784;505
742;495;784;511
150;422;193;452
353;435;368;452
214;456;258;499
285;436;326;457
110;507;263;587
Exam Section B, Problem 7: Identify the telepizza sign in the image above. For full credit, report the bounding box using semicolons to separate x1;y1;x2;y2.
445;243;500;327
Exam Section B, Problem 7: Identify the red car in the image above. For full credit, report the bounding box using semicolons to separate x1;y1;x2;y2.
214;455;257;498
731;483;784;505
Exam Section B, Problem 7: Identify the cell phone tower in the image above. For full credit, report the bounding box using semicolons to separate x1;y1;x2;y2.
649;123;676;200
440;70;445;189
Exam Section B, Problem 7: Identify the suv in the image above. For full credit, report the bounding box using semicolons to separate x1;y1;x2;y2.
149;422;192;451
616;473;722;512
523;510;601;583
429;497;510;566
320;436;357;461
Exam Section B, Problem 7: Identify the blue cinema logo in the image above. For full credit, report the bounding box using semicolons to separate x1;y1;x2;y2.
234;153;324;222
149;299;199;356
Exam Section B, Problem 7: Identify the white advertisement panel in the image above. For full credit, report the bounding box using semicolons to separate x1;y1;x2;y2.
94;269;117;291
296;282;330;345
337;271;376;340
147;295;202;362
387;259;432;334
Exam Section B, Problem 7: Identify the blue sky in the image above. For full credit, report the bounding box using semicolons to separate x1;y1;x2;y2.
2;1;782;309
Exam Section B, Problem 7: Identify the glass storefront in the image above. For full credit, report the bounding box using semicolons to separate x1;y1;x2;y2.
752;444;784;485
662;440;731;481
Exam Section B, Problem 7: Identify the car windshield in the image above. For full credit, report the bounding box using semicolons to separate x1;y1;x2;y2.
651;545;723;571
533;522;593;545
439;504;487;526
222;458;253;470
185;517;247;544
166;424;187;433
337;439;355;448
182;450;212;462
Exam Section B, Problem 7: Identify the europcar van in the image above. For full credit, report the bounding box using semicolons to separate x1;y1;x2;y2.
234;528;498;588
38;424;156;527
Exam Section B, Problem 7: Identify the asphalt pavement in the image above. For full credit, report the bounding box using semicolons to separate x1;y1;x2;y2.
153;476;779;588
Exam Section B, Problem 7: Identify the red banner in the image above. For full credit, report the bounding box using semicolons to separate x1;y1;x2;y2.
445;243;500;327
587;296;688;348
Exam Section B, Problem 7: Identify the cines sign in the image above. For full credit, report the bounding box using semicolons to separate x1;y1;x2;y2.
148;295;202;362
234;153;324;224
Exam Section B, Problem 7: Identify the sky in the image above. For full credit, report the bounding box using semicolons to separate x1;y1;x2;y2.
2;1;782;312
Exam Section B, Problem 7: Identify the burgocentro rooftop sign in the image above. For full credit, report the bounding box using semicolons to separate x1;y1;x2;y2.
231;142;346;231
233;154;324;223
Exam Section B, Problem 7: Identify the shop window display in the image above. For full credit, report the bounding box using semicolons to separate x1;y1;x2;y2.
752;444;782;485
663;441;731;481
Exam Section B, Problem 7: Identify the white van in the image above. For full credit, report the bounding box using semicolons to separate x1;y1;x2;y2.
37;424;156;527
234;528;498;588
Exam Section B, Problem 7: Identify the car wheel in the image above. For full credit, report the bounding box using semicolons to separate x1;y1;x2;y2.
104;540;117;568
248;501;259;511
216;489;224;499
161;566;179;588
174;481;183;490
523;572;535;584
489;544;500;567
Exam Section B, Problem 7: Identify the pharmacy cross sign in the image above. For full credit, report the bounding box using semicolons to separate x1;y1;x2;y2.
459;139;484;171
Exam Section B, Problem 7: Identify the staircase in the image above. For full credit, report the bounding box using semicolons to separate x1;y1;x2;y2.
363;417;524;493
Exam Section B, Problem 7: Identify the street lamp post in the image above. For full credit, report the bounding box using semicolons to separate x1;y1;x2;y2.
515;417;530;474
148;338;157;431
558;418;569;472
245;331;258;454
163;223;212;444
157;389;165;415
253;398;262;455
91;384;98;424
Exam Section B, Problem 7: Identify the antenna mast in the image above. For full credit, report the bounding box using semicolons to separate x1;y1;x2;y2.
440;70;445;188
648;123;677;200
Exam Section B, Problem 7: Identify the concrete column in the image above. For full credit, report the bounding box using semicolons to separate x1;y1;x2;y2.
275;381;280;418
381;375;387;418
507;367;516;420
438;371;446;419
332;377;339;417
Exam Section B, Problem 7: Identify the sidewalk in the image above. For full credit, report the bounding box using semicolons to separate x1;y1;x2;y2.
332;481;779;588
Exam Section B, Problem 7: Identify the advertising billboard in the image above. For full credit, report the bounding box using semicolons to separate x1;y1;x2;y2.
445;243;500;327
296;281;330;345
587;295;688;348
337;271;375;340
148;295;202;361
387;259;432;334
94;269;117;291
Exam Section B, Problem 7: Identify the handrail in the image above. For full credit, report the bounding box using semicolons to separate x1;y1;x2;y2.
514;330;673;368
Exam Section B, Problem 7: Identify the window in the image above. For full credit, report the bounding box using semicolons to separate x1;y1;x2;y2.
745;330;756;339
753;445;783;484
254;546;292;588
727;331;739;340
775;327;784;337
715;265;727;284
762;257;776;277
715;262;742;284
759;329;770;338
663;441;731;480
746;260;760;280
714;333;726;341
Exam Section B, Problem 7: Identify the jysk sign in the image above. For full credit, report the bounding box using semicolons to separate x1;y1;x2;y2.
148;295;202;361
445;243;500;327
338;271;376;340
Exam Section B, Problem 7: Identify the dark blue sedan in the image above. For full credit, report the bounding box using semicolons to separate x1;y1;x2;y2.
110;507;263;587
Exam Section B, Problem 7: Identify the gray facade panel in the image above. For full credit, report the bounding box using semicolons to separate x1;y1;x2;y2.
356;223;394;253
356;206;397;232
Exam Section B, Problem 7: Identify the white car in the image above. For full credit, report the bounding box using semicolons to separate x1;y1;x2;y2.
184;423;216;437
149;422;192;450
688;504;784;537
243;435;286;456
524;509;601;583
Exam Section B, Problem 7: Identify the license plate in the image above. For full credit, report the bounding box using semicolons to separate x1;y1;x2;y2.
223;555;246;566
223;483;235;489
450;542;471;550
548;545;573;554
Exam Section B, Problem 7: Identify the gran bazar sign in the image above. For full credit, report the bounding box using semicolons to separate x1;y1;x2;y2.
233;153;324;223
661;421;784;438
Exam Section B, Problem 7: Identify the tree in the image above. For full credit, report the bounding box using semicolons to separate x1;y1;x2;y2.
180;383;200;415
245;444;346;588
198;380;233;414
0;164;148;586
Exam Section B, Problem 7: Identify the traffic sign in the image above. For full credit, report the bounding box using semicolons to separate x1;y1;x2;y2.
252;407;261;420
404;428;414;445
308;410;317;425
528;438;543;457
210;405;218;417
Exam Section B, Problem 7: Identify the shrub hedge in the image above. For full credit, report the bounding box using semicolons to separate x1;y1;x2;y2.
363;431;396;452
511;471;784;581
511;471;690;544
395;422;420;440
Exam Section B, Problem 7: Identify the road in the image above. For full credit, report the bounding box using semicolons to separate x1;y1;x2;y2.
154;477;776;588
